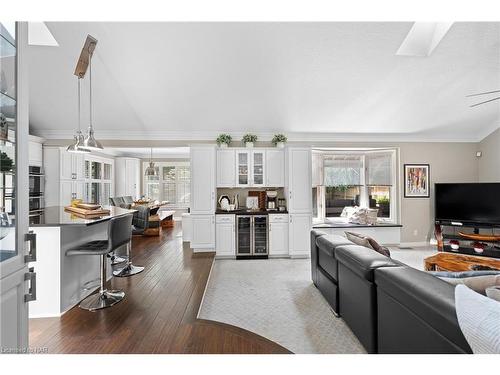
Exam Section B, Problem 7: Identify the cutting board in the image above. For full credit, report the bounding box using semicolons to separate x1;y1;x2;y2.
64;206;110;218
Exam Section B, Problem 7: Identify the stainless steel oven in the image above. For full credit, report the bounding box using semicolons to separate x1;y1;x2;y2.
236;215;268;258
29;166;45;224
29;166;44;196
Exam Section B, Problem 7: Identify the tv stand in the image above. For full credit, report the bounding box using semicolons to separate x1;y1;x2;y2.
434;222;500;259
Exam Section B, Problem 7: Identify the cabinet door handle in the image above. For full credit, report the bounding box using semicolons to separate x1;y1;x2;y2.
269;223;272;232
24;231;37;263
289;191;292;201
24;267;37;302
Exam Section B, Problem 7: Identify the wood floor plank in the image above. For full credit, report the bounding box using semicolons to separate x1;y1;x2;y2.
29;224;290;354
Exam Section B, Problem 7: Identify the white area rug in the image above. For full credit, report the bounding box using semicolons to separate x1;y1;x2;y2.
389;246;437;270
198;259;366;354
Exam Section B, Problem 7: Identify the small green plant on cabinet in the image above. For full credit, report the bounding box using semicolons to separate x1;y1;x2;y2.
216;134;232;147
242;134;258;143
271;134;288;146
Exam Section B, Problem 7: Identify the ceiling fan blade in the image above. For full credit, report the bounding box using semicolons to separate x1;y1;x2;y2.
466;89;500;97
470;96;500;107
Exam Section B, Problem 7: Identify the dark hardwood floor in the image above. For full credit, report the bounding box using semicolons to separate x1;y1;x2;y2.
29;224;290;354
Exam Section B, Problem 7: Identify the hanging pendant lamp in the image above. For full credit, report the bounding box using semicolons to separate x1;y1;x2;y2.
145;148;157;176
67;77;90;153
82;41;103;151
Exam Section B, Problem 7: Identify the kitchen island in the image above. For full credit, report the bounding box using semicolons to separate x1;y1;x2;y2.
29;206;136;318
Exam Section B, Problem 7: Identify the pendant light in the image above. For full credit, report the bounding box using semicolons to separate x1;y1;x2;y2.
145;148;157;176
82;43;103;151
67;77;90;153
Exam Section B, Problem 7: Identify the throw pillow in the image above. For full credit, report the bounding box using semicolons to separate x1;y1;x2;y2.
455;284;500;354
486;286;500;302
345;231;372;248
366;237;391;257
431;271;500;295
344;231;391;257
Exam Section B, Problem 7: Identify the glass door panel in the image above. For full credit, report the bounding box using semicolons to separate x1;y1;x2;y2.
103;163;112;180
102;183;111;206
253;216;268;255
253;151;264;185
237;152;249;185
236;216;251;255
89;182;101;204
0;23;16;262
90;161;101;180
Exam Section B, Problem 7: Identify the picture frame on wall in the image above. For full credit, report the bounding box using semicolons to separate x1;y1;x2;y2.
404;164;430;198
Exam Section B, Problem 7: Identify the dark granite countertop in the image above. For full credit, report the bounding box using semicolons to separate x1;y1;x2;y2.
216;209;288;215
31;206;137;227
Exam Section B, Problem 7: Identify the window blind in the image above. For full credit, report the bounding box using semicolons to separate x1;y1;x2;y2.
366;152;392;186
323;155;362;186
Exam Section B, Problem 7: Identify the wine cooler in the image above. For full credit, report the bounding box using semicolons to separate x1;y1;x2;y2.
236;215;268;258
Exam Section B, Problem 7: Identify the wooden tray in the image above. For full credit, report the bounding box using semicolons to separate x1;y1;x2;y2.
458;232;500;242
65;206;110;218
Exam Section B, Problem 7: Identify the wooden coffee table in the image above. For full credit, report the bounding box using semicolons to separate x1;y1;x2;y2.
424;252;500;272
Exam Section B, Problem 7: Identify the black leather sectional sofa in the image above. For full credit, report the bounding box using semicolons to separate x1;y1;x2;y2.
310;230;472;354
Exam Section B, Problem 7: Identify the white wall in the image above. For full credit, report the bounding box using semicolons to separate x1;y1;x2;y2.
478;128;500;182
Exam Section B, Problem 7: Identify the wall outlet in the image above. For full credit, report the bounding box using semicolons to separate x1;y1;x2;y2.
413;229;418;236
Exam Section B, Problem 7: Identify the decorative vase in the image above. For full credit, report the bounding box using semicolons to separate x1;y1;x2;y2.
276;142;285;148
219;143;228;148
245;142;254;148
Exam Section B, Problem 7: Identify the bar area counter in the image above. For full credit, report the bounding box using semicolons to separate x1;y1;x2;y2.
29;206;136;318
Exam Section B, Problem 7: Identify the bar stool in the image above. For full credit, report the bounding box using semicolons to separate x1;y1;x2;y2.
66;214;133;311
112;205;147;277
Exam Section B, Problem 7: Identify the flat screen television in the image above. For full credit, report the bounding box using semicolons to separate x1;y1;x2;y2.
435;183;500;227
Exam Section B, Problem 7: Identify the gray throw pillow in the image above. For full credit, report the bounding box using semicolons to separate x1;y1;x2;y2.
344;231;391;257
431;271;500;295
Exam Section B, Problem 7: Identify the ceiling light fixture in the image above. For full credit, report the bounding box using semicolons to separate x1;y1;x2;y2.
82;36;103;151
67;77;90;153
144;148;157;177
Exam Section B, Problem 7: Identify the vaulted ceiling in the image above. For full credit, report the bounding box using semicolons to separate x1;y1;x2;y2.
28;22;500;142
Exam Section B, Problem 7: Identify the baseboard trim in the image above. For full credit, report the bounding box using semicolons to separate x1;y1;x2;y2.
398;241;431;248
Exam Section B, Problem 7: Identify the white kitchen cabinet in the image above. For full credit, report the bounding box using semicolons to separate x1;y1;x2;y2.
311;151;323;187
216;149;236;187
266;149;285;187
269;214;289;257
215;214;235;257
60;180;84;203
115;157;140;199
235;149;267;187
286;147;312;213
251;150;265;187
190;146;216;214
289;213;311;258
28;140;43;166
191;214;215;250
60;152;84;181
235;149;251;187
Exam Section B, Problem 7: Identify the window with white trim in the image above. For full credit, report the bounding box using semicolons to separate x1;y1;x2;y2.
83;155;114;205
143;161;190;207
312;149;398;223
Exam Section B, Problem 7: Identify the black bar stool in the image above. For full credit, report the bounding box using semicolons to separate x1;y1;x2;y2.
66;214;133;311
112;207;145;277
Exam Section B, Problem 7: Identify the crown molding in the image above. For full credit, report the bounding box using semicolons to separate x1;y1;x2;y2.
32;129;485;143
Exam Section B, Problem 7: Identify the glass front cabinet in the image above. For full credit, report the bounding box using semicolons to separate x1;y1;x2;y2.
235;150;265;187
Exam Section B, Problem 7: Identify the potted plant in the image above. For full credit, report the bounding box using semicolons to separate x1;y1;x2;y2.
216;133;232;148
271;133;287;148
0;152;13;172
242;134;257;148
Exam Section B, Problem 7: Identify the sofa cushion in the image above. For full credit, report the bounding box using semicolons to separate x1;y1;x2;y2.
375;266;471;351
316;234;353;257
336;245;398;282
316;235;353;281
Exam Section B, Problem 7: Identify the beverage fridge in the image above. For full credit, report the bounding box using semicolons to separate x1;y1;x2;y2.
236;215;268;258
